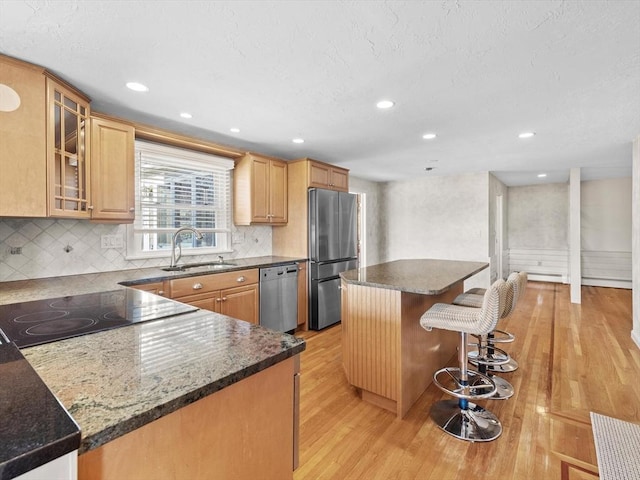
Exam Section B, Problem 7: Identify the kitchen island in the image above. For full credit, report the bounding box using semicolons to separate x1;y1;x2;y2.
340;259;488;418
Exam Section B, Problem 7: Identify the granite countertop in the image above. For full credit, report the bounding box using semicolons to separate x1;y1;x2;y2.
0;254;307;470
0;255;306;305
340;259;489;295
21;309;305;454
0;342;80;479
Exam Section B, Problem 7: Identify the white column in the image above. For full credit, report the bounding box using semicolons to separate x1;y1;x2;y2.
632;136;640;349
569;168;581;304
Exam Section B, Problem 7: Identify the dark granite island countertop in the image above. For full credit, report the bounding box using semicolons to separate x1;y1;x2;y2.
20;309;305;455
0;342;80;480
340;259;489;294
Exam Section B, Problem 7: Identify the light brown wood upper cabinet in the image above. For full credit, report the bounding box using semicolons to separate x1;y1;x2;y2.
234;153;288;225
307;159;349;192
90;115;135;223
0;55;47;217
46;76;92;218
0;55;135;222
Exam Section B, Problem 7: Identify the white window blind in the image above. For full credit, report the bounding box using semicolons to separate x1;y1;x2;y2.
127;141;234;259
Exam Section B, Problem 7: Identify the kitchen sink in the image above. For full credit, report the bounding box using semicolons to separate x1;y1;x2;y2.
161;262;237;272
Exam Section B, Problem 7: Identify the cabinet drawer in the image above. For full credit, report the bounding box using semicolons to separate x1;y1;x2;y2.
168;269;258;298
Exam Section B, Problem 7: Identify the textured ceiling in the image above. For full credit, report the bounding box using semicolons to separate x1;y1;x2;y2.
1;0;639;185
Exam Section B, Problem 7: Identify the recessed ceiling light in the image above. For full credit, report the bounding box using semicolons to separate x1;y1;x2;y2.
292;138;305;144
376;100;394;109
126;82;149;92
424;167;436;172
230;128;240;133
537;173;547;178
422;133;437;140
518;132;536;138
180;112;192;119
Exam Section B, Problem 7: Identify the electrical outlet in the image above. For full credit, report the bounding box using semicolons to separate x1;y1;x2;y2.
9;247;22;255
101;235;124;249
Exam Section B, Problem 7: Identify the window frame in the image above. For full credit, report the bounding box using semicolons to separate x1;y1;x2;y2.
126;140;235;261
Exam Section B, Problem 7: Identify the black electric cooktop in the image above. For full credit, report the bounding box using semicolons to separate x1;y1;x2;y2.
0;289;197;348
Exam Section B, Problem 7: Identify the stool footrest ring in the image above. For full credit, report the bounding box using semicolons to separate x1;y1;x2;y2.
486;374;514;400
432;368;497;400
478;357;519;373
468;345;511;366
488;329;515;343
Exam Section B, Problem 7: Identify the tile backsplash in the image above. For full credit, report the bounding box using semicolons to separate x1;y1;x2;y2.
0;218;272;282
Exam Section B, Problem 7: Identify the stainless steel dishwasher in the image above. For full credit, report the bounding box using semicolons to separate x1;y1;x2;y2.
259;263;298;332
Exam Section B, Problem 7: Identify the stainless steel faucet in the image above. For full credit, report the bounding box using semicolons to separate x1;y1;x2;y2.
170;227;204;268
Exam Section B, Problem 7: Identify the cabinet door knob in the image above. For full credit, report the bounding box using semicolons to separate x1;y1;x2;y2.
192;283;203;290
158;290;165;295
237;276;245;283
222;297;227;302
87;205;94;210
129;207;135;212
215;298;222;303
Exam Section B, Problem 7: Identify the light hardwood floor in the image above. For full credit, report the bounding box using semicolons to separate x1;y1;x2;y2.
294;282;637;480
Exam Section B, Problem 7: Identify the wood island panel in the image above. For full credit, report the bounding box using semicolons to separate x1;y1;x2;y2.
342;281;460;418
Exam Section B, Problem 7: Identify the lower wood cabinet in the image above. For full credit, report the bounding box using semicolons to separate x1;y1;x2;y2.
78;356;300;480
165;269;259;324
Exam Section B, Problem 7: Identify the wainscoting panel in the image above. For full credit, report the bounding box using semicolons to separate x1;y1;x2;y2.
581;250;632;289
508;248;569;283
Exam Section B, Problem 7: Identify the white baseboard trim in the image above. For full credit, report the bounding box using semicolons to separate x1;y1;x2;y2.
528;274;567;284
582;278;632;289
632;329;640;351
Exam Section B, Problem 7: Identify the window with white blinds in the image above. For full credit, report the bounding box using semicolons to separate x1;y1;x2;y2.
126;141;234;259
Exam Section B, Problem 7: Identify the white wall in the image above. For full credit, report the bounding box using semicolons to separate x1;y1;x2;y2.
581;178;632;252
349;176;383;267
381;172;490;289
507;183;569;282
508;183;569;249
580;177;632;289
632;136;640;349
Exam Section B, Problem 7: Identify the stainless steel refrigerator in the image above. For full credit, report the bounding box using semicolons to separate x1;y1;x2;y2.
308;188;358;330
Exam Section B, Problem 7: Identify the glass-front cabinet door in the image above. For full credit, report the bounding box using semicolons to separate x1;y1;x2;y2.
46;77;91;217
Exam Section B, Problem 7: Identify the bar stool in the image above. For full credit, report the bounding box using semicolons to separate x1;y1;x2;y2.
420;279;507;442
461;272;527;374
453;272;520;399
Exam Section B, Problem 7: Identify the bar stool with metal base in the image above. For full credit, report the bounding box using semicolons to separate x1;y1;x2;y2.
453;272;521;399
420;279;508;442
459;272;527;375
